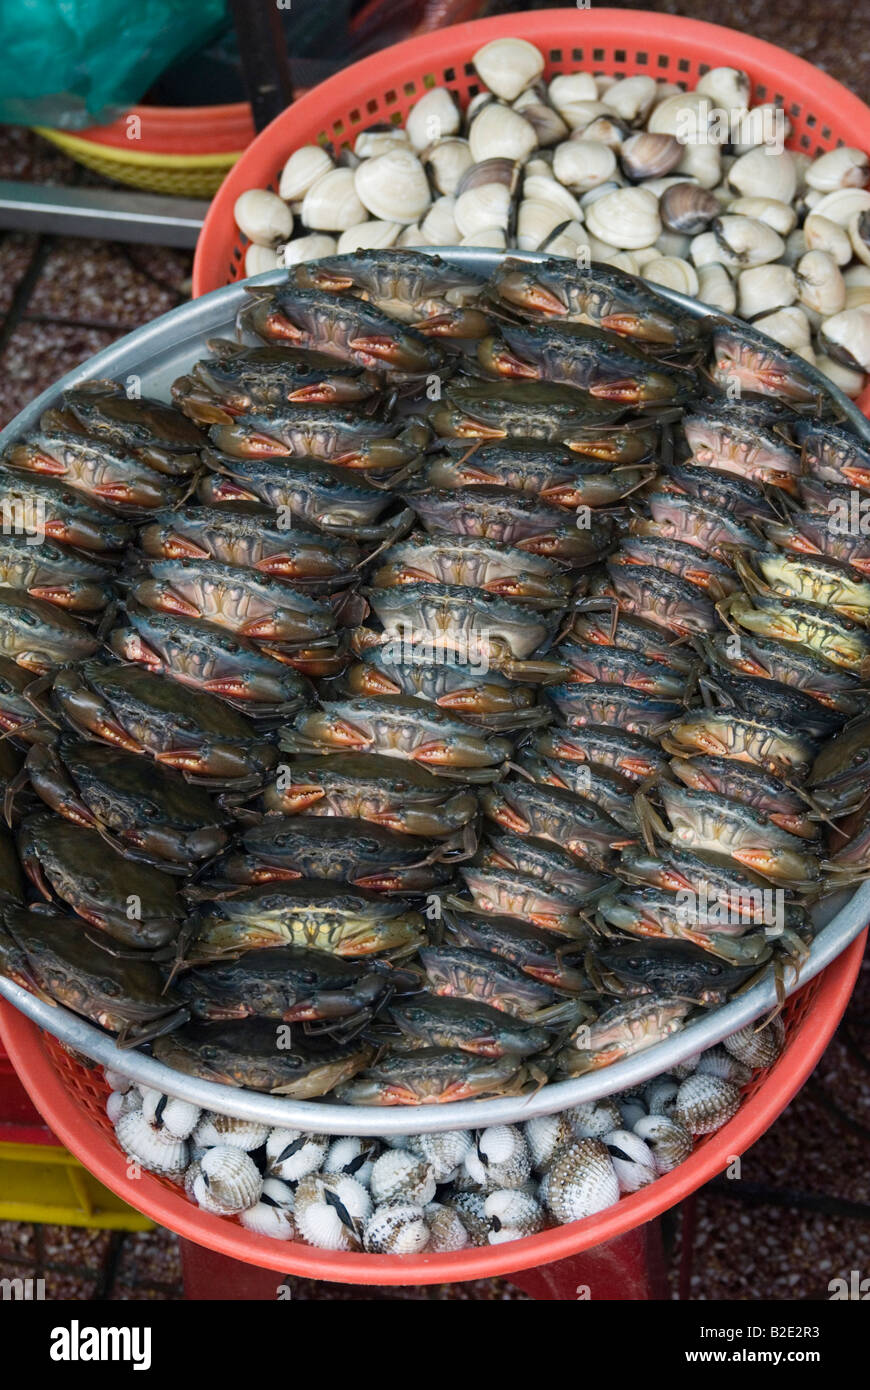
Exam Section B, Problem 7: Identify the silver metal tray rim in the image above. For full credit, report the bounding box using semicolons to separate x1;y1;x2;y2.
0;248;867;1135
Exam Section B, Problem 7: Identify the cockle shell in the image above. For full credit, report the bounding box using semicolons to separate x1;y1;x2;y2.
485;1189;546;1244
192;1113;269;1151
294;1173;371;1250
406;87;460;152
240;1178;297;1240
445;1192;490;1245
234;189;293;247
364;1202;430;1254
473;37;544;103
279;145;333;202
524;1114;573;1171
106;1090;138;1123
722;1016;785;1068
323;1136;378;1186
540;1139;620;1223
633;1114;693;1174
695;1047;752;1086
567;1099;622;1139
425;1202;470;1252
354;148;431;224
266;1129;327;1182
411;1129;473;1182
615;1095;648;1131
585;187;661;250
115;1108;189;1177
370;1149;437;1205
674;1075;741;1136
193;1145;262;1214
141;1092;200;1140
644;1078;679;1116
602;1129;658;1193
104;1068;134;1093
463;1126;532;1191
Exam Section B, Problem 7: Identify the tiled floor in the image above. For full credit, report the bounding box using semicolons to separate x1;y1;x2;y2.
0;0;868;1293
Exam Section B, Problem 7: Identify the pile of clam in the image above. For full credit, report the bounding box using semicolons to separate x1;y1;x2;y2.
104;1014;781;1253
234;35;870;398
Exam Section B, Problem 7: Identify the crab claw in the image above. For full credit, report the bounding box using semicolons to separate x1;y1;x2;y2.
349;334;410;365
321;719;371;749
264;311;304;343
162;535;211;559
601;311;677;345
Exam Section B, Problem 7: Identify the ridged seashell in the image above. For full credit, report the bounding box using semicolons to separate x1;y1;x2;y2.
524;1114;573;1172
412;1129;473;1183
473;37;544;102
568;1099;622;1139
728;196;797;236
337;220;402;254
620;132;681;182
106;1090;138;1123
425;1202;469;1252
645;1078;679;1116
615;1096;648;1130
659;181;720;236
445;1192;490;1245
553;139;617;192
464;1126;532;1191
671;1051;703;1080
294;1173;370;1250
420;196;459;246
141;1093;200;1140
323;1136;378;1186
806;147;870;193
354;148;431;224
695;1047;752;1086
370;1150;437;1206
266;1129;327;1182
115;1109;189;1177
602;1129;658;1193
585;186;661;250
601;75;657;125
279;233;337;266
513;89;568;148
240;1178;297;1240
729;148;797;205
234;189;293;247
804;213;853;267
194;1145;262;1214
279;145;333;202
184;1160;202;1200
485;1189;546;1244
468;103;538;164
810;187;870;230
738;263;799;318
633;1114;693;1174
644;256;699;298
192;1113;269;1151
104;1068;134;1093
540;1140;620;1223
696;66;750;112
406;87;460;152
301;167;366;231
722;1016;785;1069
364;1202;429;1254
423;137;474;197
674;1075;741;1136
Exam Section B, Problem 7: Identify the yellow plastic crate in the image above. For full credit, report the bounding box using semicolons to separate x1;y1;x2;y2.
0;1142;153;1230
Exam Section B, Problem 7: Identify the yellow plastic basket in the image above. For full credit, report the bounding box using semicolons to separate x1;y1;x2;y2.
0;1140;154;1230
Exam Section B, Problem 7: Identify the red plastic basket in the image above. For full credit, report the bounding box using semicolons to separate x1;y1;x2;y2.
193;8;870;297
0;929;864;1286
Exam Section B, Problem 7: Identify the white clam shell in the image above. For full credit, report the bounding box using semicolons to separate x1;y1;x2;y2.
485;1189;545;1244
424;1201;469;1252
820;307;870;372
196;1145;262;1213
245;245;279;277
633;1114;693;1173
192;1113;269;1151
738;263;799;318
423;137;473;197
354;148;431;224
396;224;426;247
240;1178;296;1239
278;233;337;266
805;147;870;193
354;129;409;159
513;89;568;148
468;103;537;164
647;90;709;137
601;75;657;125
279;145;333;202
337;220;402;254
302;167;367;231
727;196;797;236
696;66;750;112
804;214;852;267
266;1128;327;1182
814;353;866;396
713;215;784;268
406;87;460;152
454;182;512;237
544;220;589;258
808;187;870;229
420;195;459;246
584;186;661;250
522;174;583;220
674;1075;741;1136
674;142;721;190
643;256;699;297
517;198;574;252
797;250;846;317
234;189;293;247
364;1202;429;1254
370;1149;436;1206
696;262;737;313
730;103;790;155
115;1108;189;1176
553;139;617;192
850;212;870;268
754;306;813;350
548;72;599;114
602;1128;658;1193
541;1139;619;1223
473;37;544;103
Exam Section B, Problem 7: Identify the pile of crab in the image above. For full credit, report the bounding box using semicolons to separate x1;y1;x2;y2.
0;249;869;1113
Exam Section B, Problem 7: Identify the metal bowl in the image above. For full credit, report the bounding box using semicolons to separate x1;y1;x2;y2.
1;249;867;1135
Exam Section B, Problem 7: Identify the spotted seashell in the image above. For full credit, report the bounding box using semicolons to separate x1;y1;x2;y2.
444;1191;490;1245
424;1202;469;1252
674;1075;741;1135
696;1046;752;1086
141;1092;200;1140
414;1129;473;1182
644;1077;679;1116
463;1126;531;1191
192;1113;270;1151
567;1099;622;1139
240;1178;296;1240
540;1140;620;1223
106;1089;138;1123
671;1050;703;1079
103;1067;134;1093
485;1189;546;1244
382;1134;412;1150
633;1114;693;1173
602;1129;658;1193
370;1149;437;1206
266;1129;328;1181
364;1202;430;1254
115;1108;189;1177
323;1136;378;1186
524;1114;573;1172
722;1015;785;1069
194;1145;262;1214
294;1173;371;1250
